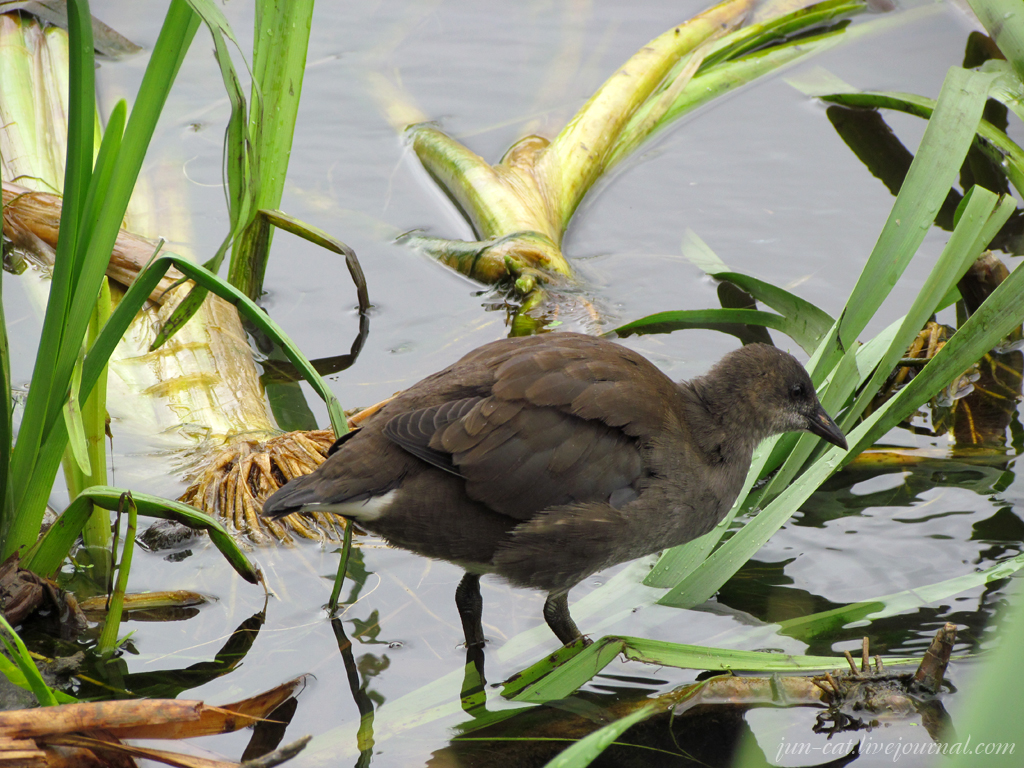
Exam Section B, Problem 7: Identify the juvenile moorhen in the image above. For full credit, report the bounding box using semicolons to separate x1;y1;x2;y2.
262;333;847;646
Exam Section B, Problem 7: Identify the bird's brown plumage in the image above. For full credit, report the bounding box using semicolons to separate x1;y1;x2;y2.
263;333;846;645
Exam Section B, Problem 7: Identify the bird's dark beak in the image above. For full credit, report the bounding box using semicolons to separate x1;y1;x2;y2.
806;406;847;450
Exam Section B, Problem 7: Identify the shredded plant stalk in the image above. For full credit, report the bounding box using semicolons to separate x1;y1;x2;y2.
0;11;339;542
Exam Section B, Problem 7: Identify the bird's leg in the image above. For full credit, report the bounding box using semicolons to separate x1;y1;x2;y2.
455;572;486;648
543;592;590;646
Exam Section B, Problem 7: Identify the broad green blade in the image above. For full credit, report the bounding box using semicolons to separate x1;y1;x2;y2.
831;67;998;362
680;228;730;273
711;271;834;347
5;0;96;551
702;0;863;67
0;643;77;704
4;0;202;560
659;252;1024;608
228;0;313;301
540;702;659;768
967;0;1024;82
150;283;208;350
0;270;11;527
512;635;918;704
621;636;917;670
819;90;1024;200
74;97;126;282
61;347;91;475
758;187;1013;501
0;614;58;706
258;208;369;311
25;487;259;584
612;309;812;350
508;639;625;703
82;254;347;438
609;9;863;168
841;188;1014;429
779;550;1024;640
97;491;137;657
944;586;1024;768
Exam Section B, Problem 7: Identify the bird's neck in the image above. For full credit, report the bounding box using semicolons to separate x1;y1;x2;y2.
682;377;762;465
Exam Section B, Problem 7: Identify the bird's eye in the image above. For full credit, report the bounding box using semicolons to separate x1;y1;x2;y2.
790;383;805;399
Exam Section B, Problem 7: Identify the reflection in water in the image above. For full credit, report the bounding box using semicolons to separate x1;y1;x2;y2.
79;610;267;700
242;695;299;761
36;2;1024;764
332;617;377;768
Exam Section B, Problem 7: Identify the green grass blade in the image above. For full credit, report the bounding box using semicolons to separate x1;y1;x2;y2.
150;284;208;350
509;638;628;703
208;24;257;257
659;254;1024;608
4;0;95;547
59;0;94;248
228;0;314;301
615;308;832;356
944;588;1024;768
81;255;347;438
0;644;77;704
853;251;1024;446
680;228;730;273
21;495;91;575
833;67;998;357
24;486;259;584
61;346;91;475
757;187;1013;501
540;702;659;768
967;0;1024;81
97;492;137;657
711;272;835;346
187;0;260;279
76;279;112;563
620;637;917;670
700;0;863;68
512;635;917;705
840;188;1014;430
779;550;1024;640
53;2;201;419
820;89;1024;201
0;272;12;527
4;1;201;558
79;260;169;402
499;641;593;700
75;98;126;263
0;614;58;706
154;0;266;342
257;209;370;311
612;309;811;348
328;524;354;616
620;232;834;355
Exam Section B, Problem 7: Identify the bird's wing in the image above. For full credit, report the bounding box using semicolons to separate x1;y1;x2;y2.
382;336;683;520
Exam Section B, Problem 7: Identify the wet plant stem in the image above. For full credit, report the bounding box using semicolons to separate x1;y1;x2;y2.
98;492;136;658
329;524;354;615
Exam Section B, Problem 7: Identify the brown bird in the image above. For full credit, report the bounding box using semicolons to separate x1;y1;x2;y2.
262;333;847;647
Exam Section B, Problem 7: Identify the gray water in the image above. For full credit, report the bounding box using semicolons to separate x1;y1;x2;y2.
9;1;1023;765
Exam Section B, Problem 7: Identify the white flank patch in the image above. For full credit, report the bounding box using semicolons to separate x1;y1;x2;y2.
302;489;397;521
